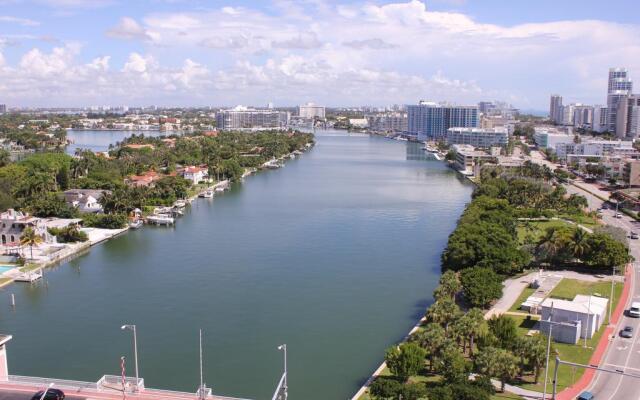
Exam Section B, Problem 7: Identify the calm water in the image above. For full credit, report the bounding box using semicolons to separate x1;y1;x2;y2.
65;130;173;154
1;130;472;399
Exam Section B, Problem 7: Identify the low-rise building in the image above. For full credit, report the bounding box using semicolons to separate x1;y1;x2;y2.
451;144;495;175
125;171;163;187
297;103;325;119
181;166;209;185
216;106;289;130
446;127;509;148
0;209;50;246
555;140;635;159
539;295;608;343
532;128;574;149
63;189;109;213
624;160;640;187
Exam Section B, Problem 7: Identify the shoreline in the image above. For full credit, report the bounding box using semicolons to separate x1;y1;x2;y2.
0;143;314;290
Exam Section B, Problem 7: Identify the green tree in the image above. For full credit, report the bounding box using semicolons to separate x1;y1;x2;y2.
433;270;460;301
411;323;445;371
398;382;427;400
460;267;503;308
426;298;460;332
20;226;43;260
584;233;632;269
461;308;487;355
438;347;468;384
487;315;518;350
475;347;519;392
369;377;402;400
384;342;426;382
0;149;10;167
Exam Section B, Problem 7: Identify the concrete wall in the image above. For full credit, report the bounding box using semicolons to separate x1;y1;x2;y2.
539;320;581;344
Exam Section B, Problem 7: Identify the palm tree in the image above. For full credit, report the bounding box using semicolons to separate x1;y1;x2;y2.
476;347;519;392
464;308;488;355
426;298;460;332
411;323;445;372
20;226;43;260
434;270;460;301
571;228;590;259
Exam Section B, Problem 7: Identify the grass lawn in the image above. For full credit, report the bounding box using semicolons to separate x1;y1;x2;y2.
558;213;600;230
516;220;569;245
19;263;41;273
509;286;537;313
514;278;624;393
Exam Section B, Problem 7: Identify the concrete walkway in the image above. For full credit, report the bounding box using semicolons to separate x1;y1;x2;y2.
491;379;543;399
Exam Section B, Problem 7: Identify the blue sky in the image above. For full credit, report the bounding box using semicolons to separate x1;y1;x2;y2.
0;0;639;109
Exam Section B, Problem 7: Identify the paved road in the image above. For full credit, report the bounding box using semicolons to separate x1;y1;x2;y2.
565;183;640;400
0;389;86;399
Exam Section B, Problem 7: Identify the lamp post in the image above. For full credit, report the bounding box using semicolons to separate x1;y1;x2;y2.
543;302;554;400
39;383;54;400
277;344;288;400
121;324;139;392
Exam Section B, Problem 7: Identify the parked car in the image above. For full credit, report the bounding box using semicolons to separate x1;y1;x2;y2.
615;213;623;218
577;391;594;400
620;326;634;338
631;232;639;239
629;302;640;318
31;389;65;400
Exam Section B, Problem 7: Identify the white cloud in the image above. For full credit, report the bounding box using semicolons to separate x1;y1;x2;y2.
107;17;155;41
1;1;640;107
0;15;39;26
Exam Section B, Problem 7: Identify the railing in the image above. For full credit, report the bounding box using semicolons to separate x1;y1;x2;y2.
7;374;98;390
271;372;286;400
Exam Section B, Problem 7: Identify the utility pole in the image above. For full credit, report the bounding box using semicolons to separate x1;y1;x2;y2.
543;302;554;400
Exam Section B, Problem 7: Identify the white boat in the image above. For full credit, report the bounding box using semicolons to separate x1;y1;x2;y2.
147;214;175;225
174;200;187;208
129;219;143;229
199;190;214;198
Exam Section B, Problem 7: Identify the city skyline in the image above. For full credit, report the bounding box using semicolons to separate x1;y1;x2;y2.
0;0;639;109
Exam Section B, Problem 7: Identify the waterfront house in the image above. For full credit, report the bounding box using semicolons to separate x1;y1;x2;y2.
0;209;51;247
63;189;110;213
181;166;209;185
123;144;155;150
125;171;163;188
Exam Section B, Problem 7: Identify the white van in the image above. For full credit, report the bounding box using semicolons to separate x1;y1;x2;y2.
630;302;640;318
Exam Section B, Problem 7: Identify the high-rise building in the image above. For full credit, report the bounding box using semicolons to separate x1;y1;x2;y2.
607;68;633;136
0;104;6;114
592;105;608;133
478;101;496;114
573;105;594;129
407;101;479;141
562;104;575;125
216;106;289;130
366;113;408;133
615;94;640;138
549;95;563;124
297;103;326;119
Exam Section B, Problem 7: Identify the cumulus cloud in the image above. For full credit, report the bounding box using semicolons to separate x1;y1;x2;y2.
107;17;155;41
343;38;396;49
0;15;39;26
1;0;640;107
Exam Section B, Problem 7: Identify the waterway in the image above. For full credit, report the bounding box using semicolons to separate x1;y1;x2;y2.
1;130;473;399
65;129;172;155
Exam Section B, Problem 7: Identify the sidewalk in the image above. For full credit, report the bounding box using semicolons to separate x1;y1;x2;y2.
555;264;632;400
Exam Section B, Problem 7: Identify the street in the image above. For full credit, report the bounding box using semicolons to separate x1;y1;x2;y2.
565;183;640;399
0;390;86;400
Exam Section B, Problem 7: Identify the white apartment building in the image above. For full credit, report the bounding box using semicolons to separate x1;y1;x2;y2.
533;128;574;149
446;127;509;148
216;106;289;130
297;103;325;119
366;113;408;133
554;139;635;159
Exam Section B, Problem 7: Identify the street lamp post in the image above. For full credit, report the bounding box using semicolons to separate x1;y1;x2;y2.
543;302;554;400
277;344;288;400
39;383;54;400
121;324;139;392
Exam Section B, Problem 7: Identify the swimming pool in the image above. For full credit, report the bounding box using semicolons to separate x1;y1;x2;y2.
0;265;16;274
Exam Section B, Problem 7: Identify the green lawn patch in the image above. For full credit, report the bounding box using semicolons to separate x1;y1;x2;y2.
514;277;624;393
492;393;524;400
509;286;537;313
516;220;572;245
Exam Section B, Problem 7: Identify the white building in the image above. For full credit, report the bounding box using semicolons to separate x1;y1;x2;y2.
297;103;325;119
63;189;109;213
592;105;608;133
181;166;209;185
216;106;289;130
446;127;509;148
532;128;574;149
540;295;608;342
555;139;635;159
349;118;369;128
366;113;408;133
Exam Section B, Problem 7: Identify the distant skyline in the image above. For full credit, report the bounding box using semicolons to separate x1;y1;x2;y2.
0;0;639;109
